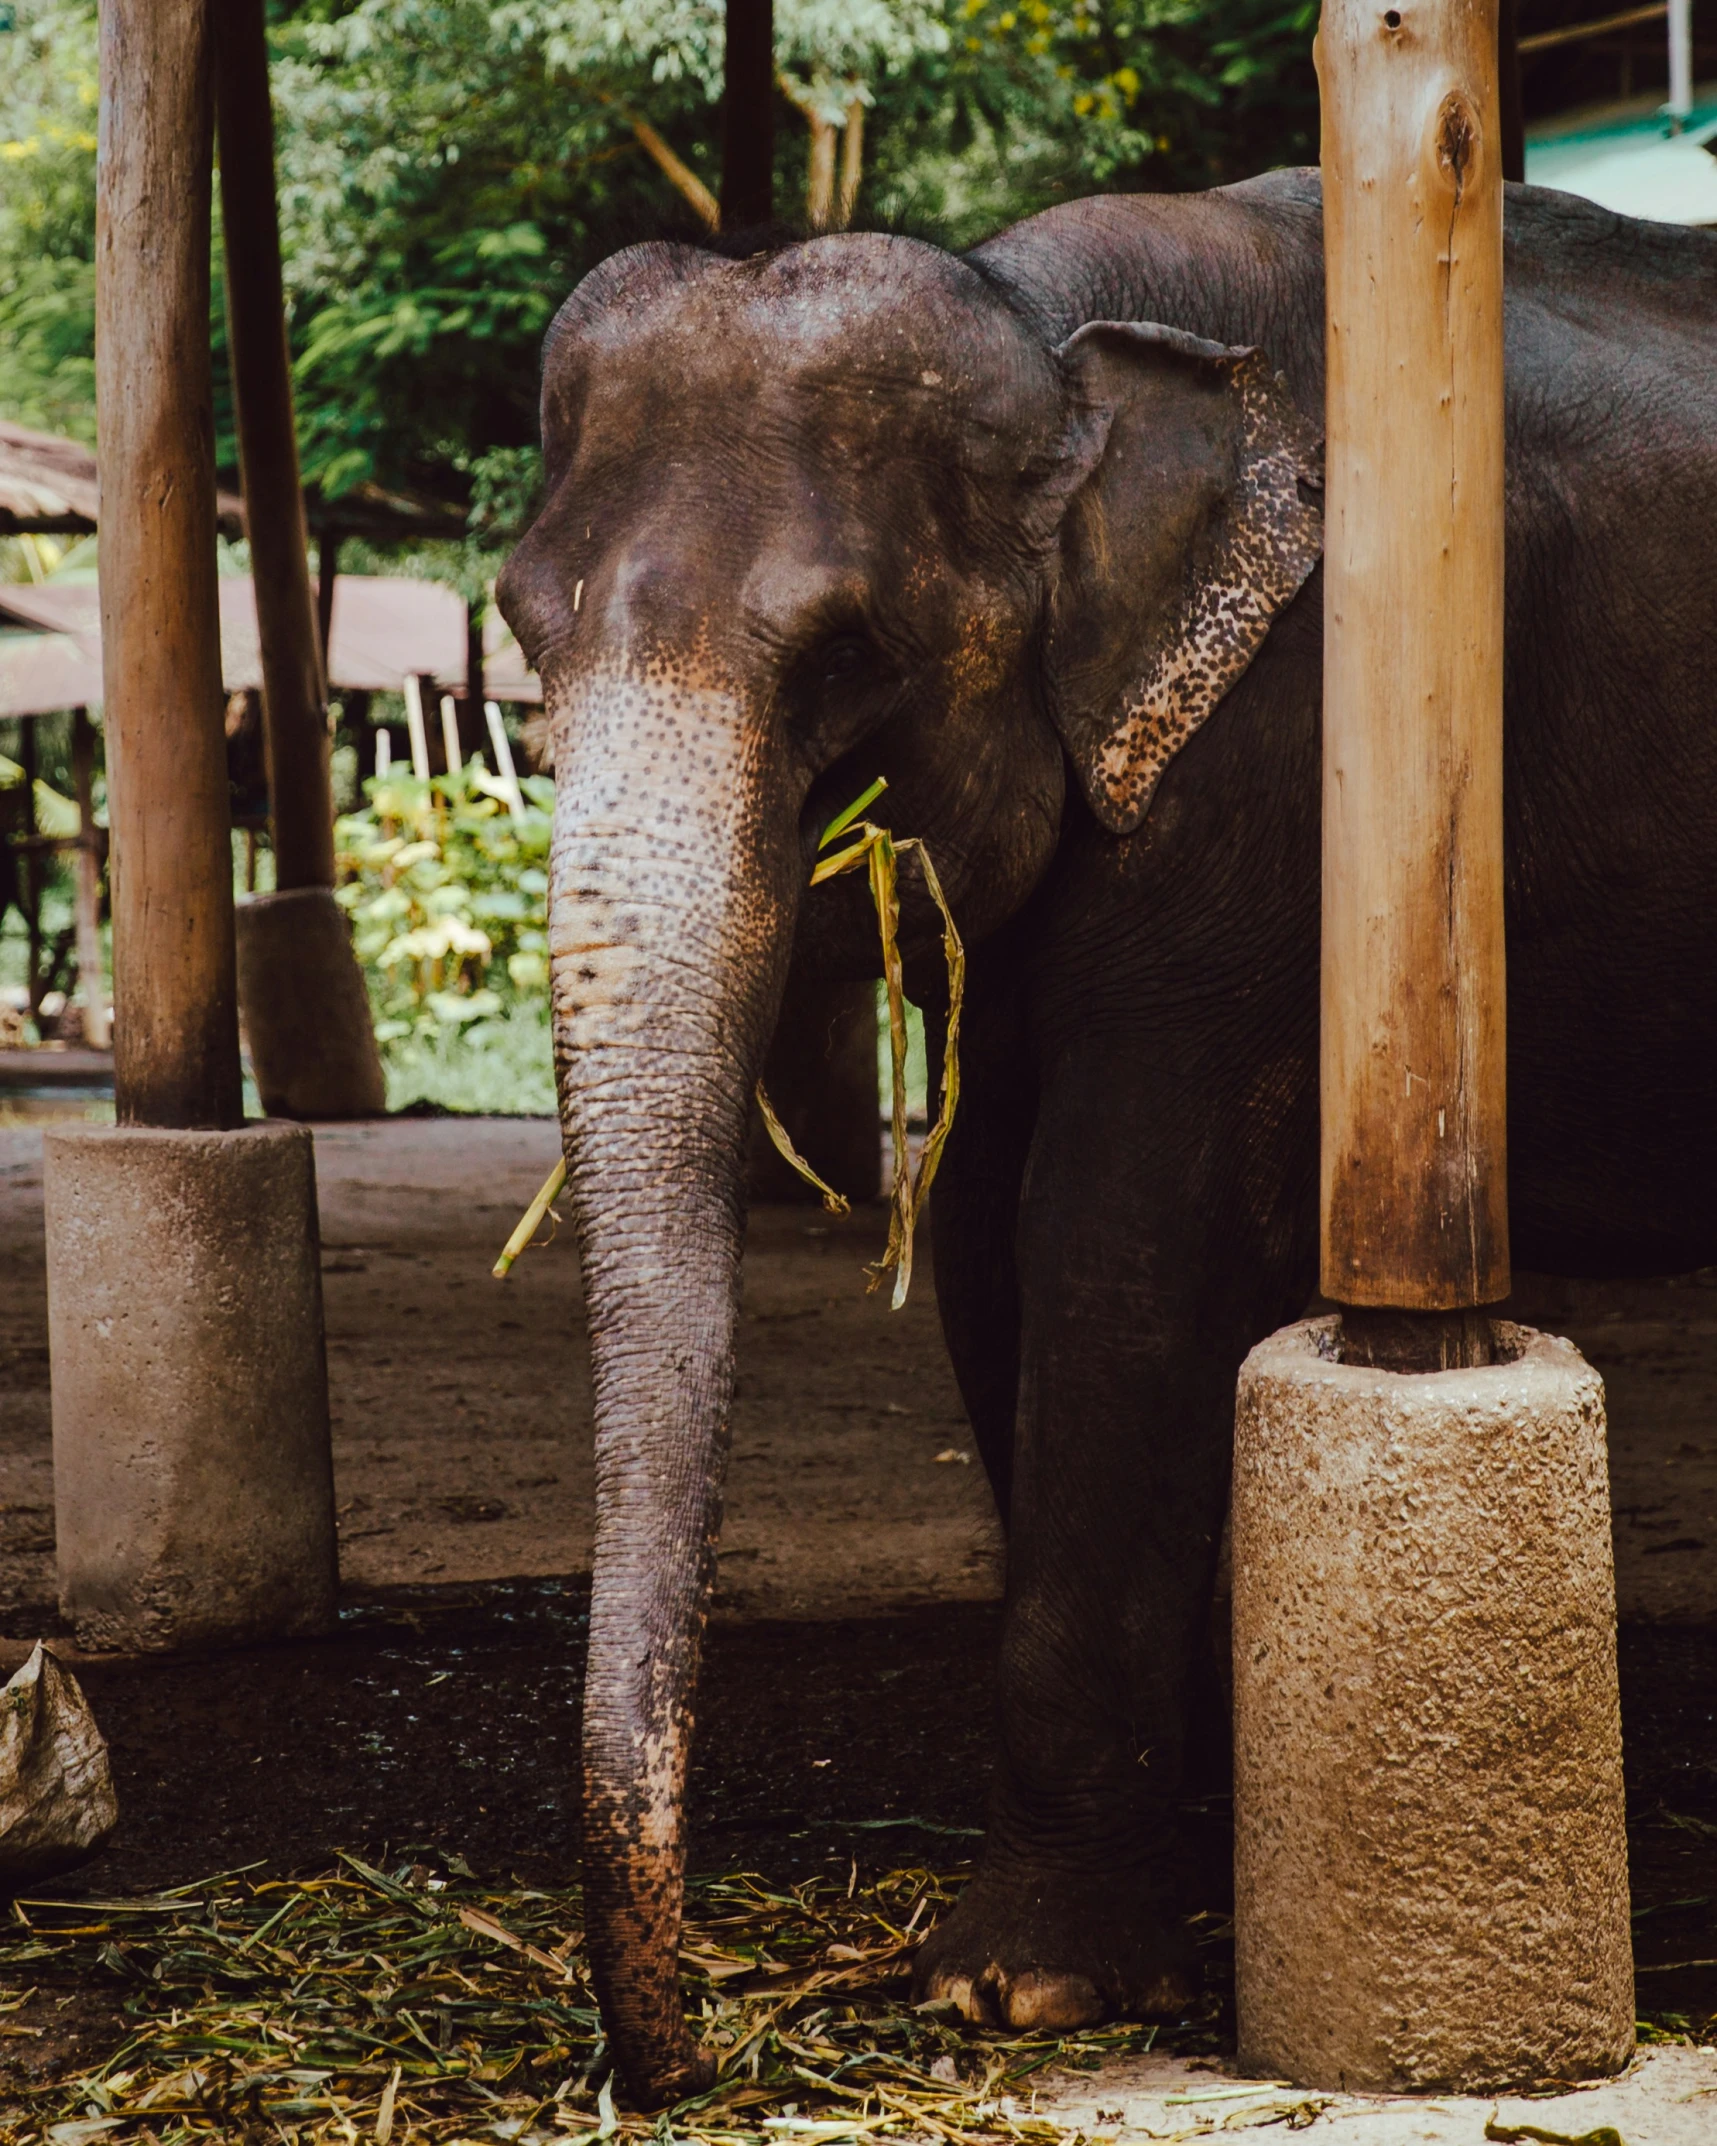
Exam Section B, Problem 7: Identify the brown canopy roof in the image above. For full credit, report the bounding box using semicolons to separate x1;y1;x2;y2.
0;418;465;544
0;576;539;718
0;419;247;538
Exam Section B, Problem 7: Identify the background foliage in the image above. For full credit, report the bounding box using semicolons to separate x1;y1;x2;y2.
334;760;559;1109
0;0;1318;519
0;0;1315;1103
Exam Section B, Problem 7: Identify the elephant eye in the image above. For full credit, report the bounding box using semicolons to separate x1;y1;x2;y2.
781;626;897;747
816;634;875;689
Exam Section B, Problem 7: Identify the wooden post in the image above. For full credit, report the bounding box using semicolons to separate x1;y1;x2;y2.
69;709;108;1052
215;0;336;894
1234;6;1631;2083
18;718;40;1021
721;0;774;227
96;0;243;1129
459;596;486;760
1317;0;1509;1324
316;532;340;687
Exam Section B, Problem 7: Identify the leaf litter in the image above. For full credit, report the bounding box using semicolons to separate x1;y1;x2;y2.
0;1859;1289;2146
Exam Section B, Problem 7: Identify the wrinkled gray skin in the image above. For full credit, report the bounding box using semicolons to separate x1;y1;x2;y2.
497;169;1717;2104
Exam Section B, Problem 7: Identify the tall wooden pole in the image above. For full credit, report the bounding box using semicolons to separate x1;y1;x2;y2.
1318;0;1509;1321
721;0;774;228
215;0;336;893
96;0;244;1129
1234;2;1630;2088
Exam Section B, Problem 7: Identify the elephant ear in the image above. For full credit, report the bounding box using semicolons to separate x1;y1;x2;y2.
1043;320;1323;834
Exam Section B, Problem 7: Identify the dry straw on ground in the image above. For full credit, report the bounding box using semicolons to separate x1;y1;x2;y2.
0;1860;1235;2146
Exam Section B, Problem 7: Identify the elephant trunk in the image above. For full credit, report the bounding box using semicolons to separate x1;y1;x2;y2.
549;671;797;2106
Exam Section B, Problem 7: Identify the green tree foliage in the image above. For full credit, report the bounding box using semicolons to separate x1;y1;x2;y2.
334;757;554;1034
0;0;99;438
0;0;1317;517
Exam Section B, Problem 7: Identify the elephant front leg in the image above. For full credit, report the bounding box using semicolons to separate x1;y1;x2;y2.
914;1048;1315;2030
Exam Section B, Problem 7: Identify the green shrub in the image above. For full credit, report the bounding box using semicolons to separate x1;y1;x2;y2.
335;758;558;1110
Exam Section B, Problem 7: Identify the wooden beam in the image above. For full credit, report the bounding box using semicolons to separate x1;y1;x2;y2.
215;0;336;894
96;0;243;1129
1317;0;1509;1311
721;0;774;228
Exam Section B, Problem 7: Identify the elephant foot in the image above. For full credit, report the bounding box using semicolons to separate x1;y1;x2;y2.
912;1864;1197;2030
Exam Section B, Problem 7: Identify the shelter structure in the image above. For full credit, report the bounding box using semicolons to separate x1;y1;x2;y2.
0;575;539;711
0;573;539;1057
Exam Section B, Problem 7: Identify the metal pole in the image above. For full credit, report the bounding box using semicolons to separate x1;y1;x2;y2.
1668;0;1693;124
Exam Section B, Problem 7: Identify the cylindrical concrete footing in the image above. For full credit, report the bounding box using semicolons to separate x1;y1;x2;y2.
1232;1317;1633;2094
45;1122;339;1652
235;886;386;1120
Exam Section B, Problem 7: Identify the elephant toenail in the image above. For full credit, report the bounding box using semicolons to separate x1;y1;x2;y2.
1001;1970;1105;2030
925;1972;986;2024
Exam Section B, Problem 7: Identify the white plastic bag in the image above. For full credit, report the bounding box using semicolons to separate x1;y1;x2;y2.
0;1641;118;1887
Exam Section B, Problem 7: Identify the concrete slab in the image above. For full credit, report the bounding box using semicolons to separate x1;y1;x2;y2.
1027;2043;1717;2146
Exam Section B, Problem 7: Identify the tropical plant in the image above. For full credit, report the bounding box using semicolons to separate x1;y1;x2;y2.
333;757;555;1043
0;0;99;439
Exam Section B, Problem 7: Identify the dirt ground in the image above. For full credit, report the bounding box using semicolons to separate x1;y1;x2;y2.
4;1115;1713;1630
0;1117;1714;2112
0;1116;1002;1628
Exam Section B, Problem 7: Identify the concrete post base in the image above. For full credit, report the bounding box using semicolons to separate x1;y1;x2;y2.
1232;1317;1633;2094
45;1122;339;1652
235;886;386;1120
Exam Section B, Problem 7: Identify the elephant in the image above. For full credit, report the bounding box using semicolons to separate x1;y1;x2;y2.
496;166;1717;2104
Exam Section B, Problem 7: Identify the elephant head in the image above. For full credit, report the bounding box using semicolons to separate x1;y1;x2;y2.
496;231;1320;2107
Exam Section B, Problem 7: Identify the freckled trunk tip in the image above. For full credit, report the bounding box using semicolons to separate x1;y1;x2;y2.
575;1204;739;2109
